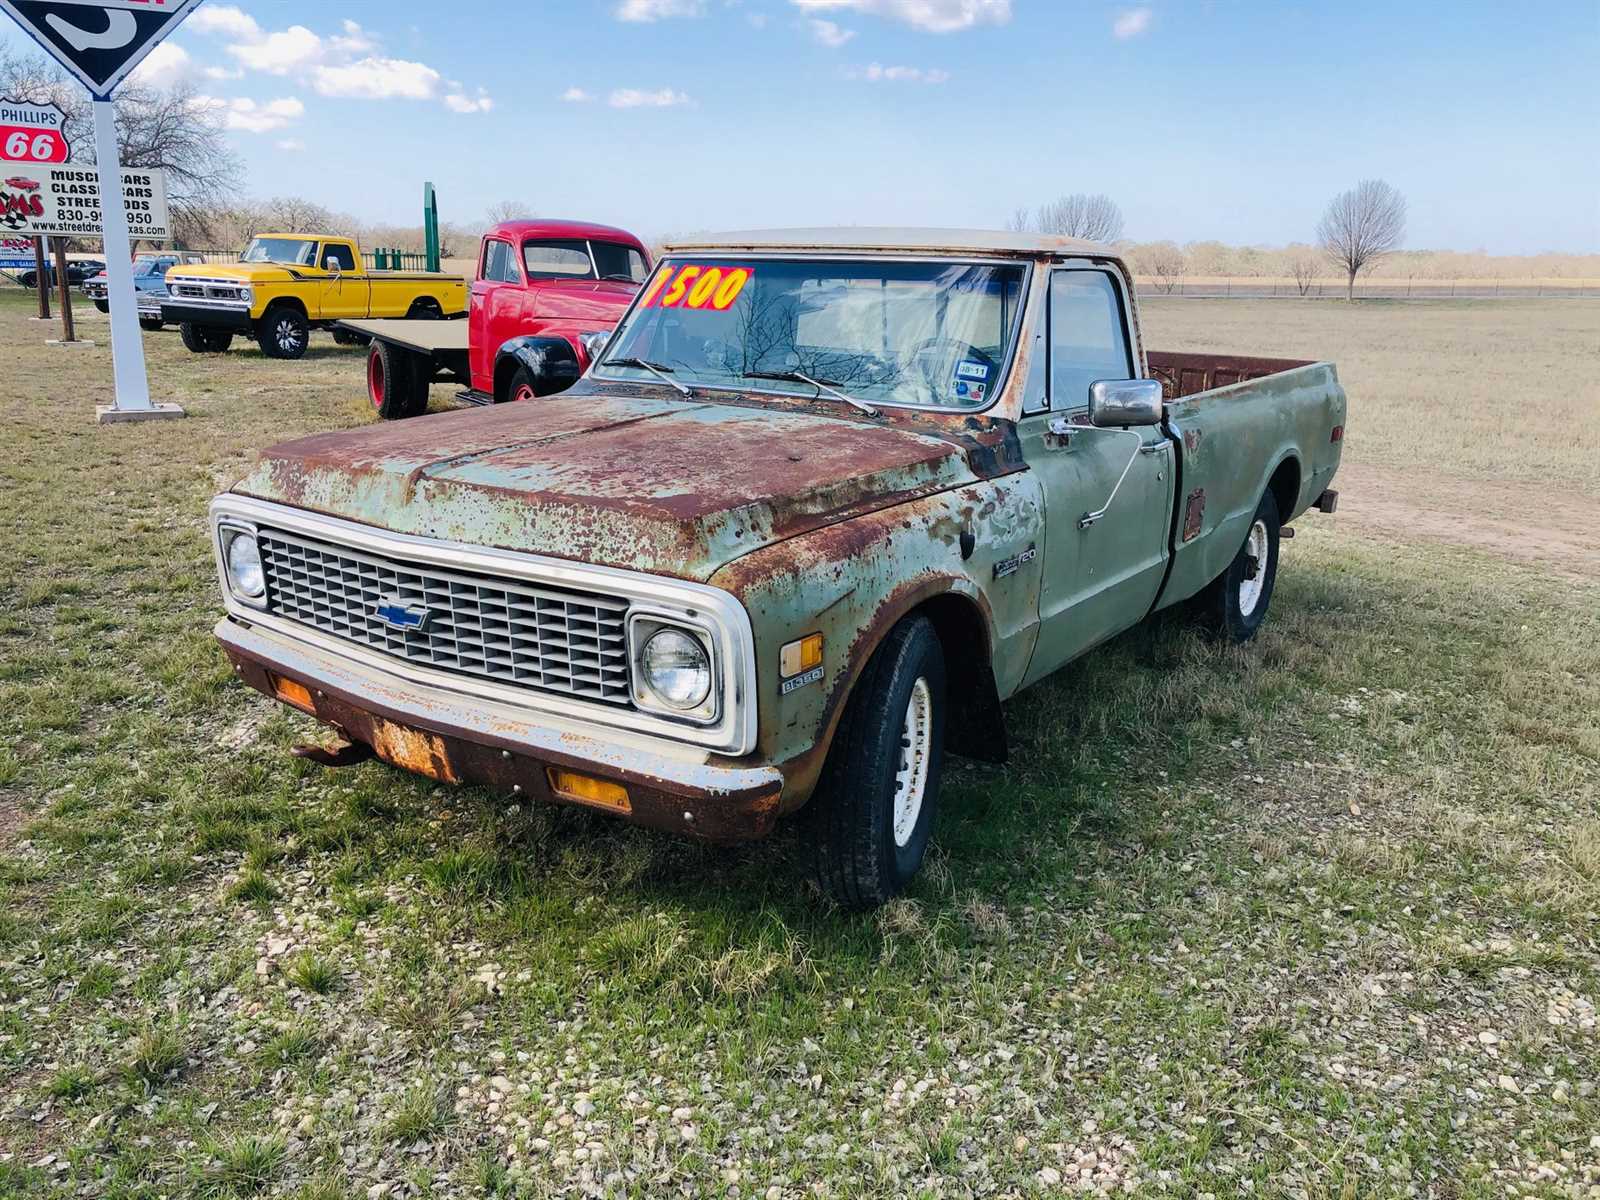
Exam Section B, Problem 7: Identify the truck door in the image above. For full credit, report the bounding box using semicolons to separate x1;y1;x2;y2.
316;242;366;319
1018;266;1174;686
469;238;523;393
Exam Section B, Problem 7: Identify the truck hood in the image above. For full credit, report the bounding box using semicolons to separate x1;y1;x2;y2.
231;393;984;581
167;263;301;284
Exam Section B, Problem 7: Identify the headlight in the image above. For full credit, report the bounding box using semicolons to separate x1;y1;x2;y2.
239;285;253;305
224;529;265;599
639;627;711;710
578;330;610;364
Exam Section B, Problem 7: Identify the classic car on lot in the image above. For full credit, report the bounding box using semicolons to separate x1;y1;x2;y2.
161;233;466;359
341;218;649;419
81;251;208;329
209;228;1344;907
17;257;103;289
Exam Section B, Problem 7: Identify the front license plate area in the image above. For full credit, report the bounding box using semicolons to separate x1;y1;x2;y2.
369;717;459;784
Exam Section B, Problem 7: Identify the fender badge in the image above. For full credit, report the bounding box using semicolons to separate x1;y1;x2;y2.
375;599;431;632
780;665;824;695
993;544;1037;580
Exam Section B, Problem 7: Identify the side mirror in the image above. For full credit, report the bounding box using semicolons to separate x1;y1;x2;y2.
1088;378;1163;427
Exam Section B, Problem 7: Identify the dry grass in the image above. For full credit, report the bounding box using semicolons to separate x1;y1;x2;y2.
1140;297;1600;496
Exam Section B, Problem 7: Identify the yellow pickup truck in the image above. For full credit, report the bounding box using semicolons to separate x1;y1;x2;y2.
161;234;467;359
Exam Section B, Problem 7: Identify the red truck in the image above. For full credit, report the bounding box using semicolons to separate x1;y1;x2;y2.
341;218;650;419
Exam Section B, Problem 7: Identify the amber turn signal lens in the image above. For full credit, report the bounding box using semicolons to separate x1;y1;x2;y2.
270;673;314;712
779;633;824;677
546;768;631;813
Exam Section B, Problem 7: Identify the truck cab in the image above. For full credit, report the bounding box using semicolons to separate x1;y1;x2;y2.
468;219;649;395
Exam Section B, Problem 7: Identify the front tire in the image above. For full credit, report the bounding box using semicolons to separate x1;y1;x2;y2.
1197;489;1280;643
179;322;232;353
506;366;538;404
139;317;164;332
256;306;309;359
809;615;947;910
94;300;109;313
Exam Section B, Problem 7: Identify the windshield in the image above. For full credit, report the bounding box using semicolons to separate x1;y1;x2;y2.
598;257;1028;410
240;237;317;266
132;256;167;276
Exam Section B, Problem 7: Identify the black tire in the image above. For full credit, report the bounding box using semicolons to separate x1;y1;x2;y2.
504;365;539;404
179;322;232;353
94;300;109;314
256;305;310;359
406;298;442;320
139;318;164;332
1196;489;1281;643
19;272;36;289
367;340;429;420
808;615;947;910
331;327;369;346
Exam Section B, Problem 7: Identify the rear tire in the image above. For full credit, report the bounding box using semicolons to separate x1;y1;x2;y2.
406;298;442;320
1196;489;1280;643
179;322;232;353
808;615;947;910
256;305;310;359
368;340;429;419
331;327;369;346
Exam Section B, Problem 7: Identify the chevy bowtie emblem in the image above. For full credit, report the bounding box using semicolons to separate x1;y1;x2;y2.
375;599;431;631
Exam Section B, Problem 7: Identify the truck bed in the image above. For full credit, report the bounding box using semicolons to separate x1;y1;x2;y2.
337;317;469;356
1146;351;1314;400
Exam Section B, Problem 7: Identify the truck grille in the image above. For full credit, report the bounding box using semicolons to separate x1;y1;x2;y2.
172;281;246;301
257;528;633;706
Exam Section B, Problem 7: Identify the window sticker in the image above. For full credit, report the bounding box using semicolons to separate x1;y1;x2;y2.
642;264;752;311
955;359;989;381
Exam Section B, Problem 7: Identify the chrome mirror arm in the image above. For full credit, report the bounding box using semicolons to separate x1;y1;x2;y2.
1078;428;1146;528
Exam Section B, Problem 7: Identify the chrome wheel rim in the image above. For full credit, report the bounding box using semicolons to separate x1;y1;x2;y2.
892;677;933;848
276;318;304;352
1239;519;1268;616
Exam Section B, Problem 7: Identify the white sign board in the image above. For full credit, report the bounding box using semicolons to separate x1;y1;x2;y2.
0;0;205;100
0;157;168;239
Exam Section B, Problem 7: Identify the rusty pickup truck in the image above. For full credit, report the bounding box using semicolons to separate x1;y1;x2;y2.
209;229;1344;908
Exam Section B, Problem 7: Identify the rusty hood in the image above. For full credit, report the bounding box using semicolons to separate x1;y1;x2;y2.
231;393;984;581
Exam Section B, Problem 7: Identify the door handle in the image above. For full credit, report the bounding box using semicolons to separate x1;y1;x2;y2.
1139;440;1171;455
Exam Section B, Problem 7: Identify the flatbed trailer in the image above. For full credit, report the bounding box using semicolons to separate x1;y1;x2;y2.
336;316;491;418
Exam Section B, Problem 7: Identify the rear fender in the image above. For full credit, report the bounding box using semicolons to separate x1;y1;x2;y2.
493;335;582;402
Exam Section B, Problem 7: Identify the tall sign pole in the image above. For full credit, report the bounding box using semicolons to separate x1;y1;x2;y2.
0;0;204;422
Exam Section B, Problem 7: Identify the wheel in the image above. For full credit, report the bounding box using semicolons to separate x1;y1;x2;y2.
257;305;309;359
1196;489;1280;643
139;318;164;332
506;366;538;404
19;272;36;289
367;340;428;419
331;327;369;346
808;614;947;909
179;322;232;353
94;300;109;314
406;298;442;320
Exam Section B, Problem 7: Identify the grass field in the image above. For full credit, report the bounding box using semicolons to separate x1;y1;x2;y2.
1;293;1597;1199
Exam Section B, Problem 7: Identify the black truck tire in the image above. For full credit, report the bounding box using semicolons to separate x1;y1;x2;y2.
1196;489;1281;643
180;322;232;353
256;305;310;359
808;614;947;910
139;318;164;332
93;300;110;313
367;340;429;419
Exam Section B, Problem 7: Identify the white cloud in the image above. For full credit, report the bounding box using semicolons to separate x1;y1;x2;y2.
808;18;856;46
187;4;261;40
789;0;1009;33
561;87;594;103
846;61;950;82
130;42;190;87
609;87;692;108
276;138;305;151
614;0;706;19
444;88;494;114
1111;6;1153;38
330;20;375;55
312;57;440;100
228;25;323;74
196;94;305;133
202;65;244;80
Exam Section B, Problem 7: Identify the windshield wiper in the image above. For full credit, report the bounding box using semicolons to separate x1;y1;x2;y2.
600;355;690;396
744;370;880;418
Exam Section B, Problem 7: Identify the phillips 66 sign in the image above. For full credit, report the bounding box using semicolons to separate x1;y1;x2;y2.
0;99;69;162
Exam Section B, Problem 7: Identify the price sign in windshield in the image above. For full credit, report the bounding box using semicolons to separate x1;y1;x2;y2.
0;100;69;162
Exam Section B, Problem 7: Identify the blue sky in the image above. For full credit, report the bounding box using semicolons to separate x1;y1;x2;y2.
6;0;1597;252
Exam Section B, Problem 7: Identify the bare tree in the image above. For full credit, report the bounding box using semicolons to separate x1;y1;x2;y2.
1290;254;1320;297
1135;241;1186;294
1033;193;1125;243
484;200;536;225
1317;179;1406;300
1003;206;1031;233
1;48;240;245
259;196;335;233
